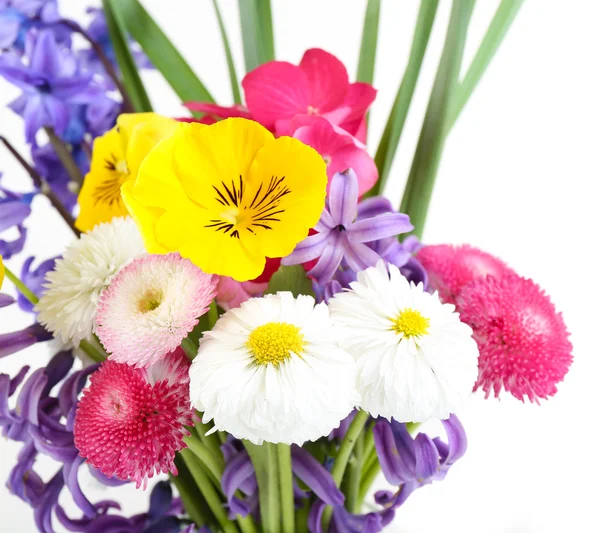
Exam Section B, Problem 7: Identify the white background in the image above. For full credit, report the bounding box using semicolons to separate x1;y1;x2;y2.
1;1;599;532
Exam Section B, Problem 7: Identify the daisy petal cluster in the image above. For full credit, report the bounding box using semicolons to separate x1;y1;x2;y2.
74;349;194;488
35;217;146;345
96;253;217;368
189;292;357;445
329;261;479;422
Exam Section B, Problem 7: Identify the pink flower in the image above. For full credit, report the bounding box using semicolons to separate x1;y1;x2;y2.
457;275;573;402
216;276;268;311
184;101;251;121
292;116;378;196
96;254;217;368
242;48;376;142
74;349;194;488
416;244;514;305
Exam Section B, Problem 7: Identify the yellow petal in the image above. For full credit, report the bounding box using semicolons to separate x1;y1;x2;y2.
124;114;178;177
244;135;327;258
172;118;274;210
121;180;168;254
75;127;129;232
0;255;4;289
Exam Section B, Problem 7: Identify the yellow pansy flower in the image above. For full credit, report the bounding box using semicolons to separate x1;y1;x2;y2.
75;113;177;232
0;255;4;289
123;118;327;281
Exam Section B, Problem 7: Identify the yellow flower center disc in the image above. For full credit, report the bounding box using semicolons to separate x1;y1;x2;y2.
247;322;305;366
392;308;430;338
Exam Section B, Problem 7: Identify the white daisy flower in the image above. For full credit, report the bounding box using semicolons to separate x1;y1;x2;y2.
36;217;146;345
329;261;479;423
189;292;357;445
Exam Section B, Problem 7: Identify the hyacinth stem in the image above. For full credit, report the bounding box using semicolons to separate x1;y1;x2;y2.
181;448;239;533
0;135;81;237
60;19;135;113
244;440;281;533
358;459;381;504
44;127;85;185
277;444;295;533
4;265;106;363
322;410;370;529
295;500;310;533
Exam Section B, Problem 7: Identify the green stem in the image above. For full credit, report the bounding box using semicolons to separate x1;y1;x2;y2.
171;456;213;527
185;435;225;487
212;0;242;104
4;266;38;304
277;444;295;533
181;337;198;360
181;448;239;533
369;0;440;197
446;0;525;132
208;300;219;328
295;499;310;533
79;339;107;363
345;430;364;513
322;410;370;529
244;440;280;533
358;459;381;505
44;127;85;185
399;0;475;238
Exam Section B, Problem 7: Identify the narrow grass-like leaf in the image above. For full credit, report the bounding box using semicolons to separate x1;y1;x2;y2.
212;0;242;104
102;0;152;112
244;441;280;533
238;0;264;72
117;0;215;103
368;0;439;198
446;0;525;132
357;0;381;85
399;0;475;238
258;0;276;62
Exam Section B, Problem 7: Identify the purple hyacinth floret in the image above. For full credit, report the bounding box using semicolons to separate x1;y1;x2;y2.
0;172;34;258
283;169;413;284
373;415;467;511
17;255;56;312
0;322;51;358
0;28;103;142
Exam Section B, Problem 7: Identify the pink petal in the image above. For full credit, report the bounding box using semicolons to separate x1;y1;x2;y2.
242;61;309;129
299;48;349;114
292;116;353;162
342;82;377;120
328;144;378;197
184;102;251;119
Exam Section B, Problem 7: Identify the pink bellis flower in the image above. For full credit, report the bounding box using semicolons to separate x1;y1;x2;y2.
73;349;194;489
292;115;378;196
283;170;413;284
242;48;376;142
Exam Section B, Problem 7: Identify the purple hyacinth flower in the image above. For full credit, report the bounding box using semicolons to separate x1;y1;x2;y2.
283;170;413;284
0;323;52;358
221;439;258;518
1;29;102;142
17;256;57;312
291;446;345;507
308;500;383;533
373;414;467;510
0;292;15;307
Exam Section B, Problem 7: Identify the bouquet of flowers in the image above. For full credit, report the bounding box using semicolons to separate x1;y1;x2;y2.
0;1;573;532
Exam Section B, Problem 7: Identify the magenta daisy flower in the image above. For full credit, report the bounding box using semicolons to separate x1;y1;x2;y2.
416;244;514;305
73;349;194;488
96;253;217;368
458;275;573;402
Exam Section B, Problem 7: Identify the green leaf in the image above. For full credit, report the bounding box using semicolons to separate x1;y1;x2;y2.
243;441;280;532
446;0;525;132
368;0;439;198
212;0;242;104
265;265;314;298
399;0;475;238
238;0;275;72
117;0;215;103
102;0;152;112
356;0;381;85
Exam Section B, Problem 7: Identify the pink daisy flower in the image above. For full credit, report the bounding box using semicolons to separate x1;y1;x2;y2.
457;275;573;402
416;244;514;304
96;253;217;368
74;349;194;488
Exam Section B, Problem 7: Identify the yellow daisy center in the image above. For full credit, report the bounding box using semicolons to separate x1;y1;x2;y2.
138;288;163;313
246;322;305;366
392;308;430;338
